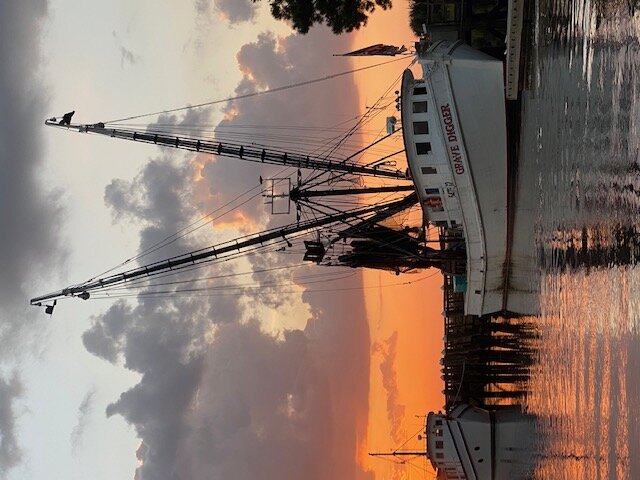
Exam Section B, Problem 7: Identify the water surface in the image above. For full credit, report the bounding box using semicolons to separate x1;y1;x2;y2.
521;1;640;478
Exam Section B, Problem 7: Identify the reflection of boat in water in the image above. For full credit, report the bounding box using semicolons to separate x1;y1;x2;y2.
425;404;536;479
31;33;537;317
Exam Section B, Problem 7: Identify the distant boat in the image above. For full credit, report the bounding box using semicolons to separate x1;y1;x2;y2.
370;403;536;480
425;403;536;479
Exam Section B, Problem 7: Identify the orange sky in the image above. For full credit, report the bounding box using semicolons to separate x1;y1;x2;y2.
351;4;445;478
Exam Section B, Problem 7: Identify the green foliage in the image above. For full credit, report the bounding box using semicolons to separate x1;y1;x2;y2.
256;0;393;34
409;0;430;36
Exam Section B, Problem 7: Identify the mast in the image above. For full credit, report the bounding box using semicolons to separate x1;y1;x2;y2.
45;120;408;180
368;451;427;457
31;193;418;305
290;184;414;200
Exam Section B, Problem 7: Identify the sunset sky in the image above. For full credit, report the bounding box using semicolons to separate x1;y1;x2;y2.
0;2;444;479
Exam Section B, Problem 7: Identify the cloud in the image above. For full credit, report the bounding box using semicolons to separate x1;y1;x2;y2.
0;0;63;341
195;0;258;24
0;372;23;477
86;27;373;480
200;29;361;234
97;294;372;480
373;332;405;444
120;46;138;68
70;387;97;452
112;30;139;68
0;2;61;475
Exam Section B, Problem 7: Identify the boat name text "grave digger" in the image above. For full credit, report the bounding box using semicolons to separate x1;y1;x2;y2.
440;104;465;175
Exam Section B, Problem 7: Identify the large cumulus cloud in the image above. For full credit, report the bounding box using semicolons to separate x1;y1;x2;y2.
85;27;373;480
201;29;361;224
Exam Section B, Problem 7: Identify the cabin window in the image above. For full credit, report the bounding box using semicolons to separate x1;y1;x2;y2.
416;142;432;155
421;166;437;175
425;188;440;195
413;86;427;95
436;453;444;459
425;196;444;212
435;441;444;449
435;419;443;426
413;121;429;135
412;101;428;113
435;220;448;227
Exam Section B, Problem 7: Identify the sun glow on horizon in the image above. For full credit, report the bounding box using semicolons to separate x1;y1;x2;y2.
350;4;445;479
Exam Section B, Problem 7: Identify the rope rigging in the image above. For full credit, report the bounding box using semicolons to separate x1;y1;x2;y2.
102;56;412;124
32;52;451;313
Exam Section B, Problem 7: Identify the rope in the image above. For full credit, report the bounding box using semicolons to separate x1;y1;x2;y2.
103;56;412;124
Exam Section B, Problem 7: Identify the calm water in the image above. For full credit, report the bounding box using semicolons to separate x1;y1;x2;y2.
521;1;640;478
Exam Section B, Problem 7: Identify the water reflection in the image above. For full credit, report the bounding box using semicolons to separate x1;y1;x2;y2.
521;0;640;478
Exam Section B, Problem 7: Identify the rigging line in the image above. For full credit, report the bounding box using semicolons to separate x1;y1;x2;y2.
104;56;413;124
394;424;429;453
101;266;348;293
300;112;385;163
102;271;359;296
321;91;386;157
124;265;439;298
86;274;436;300
404;459;432;478
93;271;359;299
301;119;400;190
128;189;265;262
121;122;391;137
302;68;407;188
93;229;318;293
342;128;403;164
82;185;265;284
84;150;301;287
302;85;396;180
99;262;309;291
324;80;397;156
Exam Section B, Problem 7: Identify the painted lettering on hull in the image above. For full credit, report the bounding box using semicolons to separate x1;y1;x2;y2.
440;103;465;175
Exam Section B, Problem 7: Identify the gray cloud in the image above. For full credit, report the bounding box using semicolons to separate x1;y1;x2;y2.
120;46;137;68
70;387;97;452
0;0;62;342
204;30;361;229
112;30;139;68
86;28;372;480
99;291;372;480
195;0;258;23
0;372;23;477
0;2;61;475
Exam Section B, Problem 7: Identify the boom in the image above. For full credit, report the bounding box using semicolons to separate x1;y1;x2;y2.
45;120;408;180
31;193;418;305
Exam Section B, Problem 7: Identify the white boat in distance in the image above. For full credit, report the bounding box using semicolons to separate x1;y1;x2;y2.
403;39;538;316
425;403;536;479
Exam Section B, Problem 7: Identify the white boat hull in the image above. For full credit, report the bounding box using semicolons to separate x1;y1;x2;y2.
402;40;538;316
